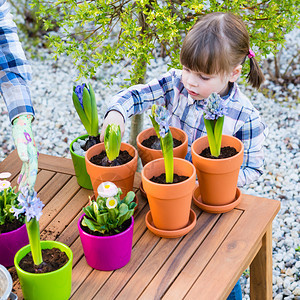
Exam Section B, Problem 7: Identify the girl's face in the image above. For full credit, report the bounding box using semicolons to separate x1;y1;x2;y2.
181;66;241;100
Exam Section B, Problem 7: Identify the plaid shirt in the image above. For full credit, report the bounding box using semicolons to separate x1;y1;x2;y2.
0;0;34;122
108;69;268;186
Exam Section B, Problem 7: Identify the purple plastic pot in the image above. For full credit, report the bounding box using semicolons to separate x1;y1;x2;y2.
78;214;134;271
0;223;29;267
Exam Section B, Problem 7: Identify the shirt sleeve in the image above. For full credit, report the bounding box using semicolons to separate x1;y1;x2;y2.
106;70;176;122
0;1;34;123
235;108;268;186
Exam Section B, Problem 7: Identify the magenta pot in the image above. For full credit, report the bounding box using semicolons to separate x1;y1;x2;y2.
0;223;29;267
78;215;134;271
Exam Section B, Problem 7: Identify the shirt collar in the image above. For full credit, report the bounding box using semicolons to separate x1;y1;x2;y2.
186;82;236;107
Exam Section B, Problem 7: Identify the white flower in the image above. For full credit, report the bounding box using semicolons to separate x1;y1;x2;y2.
106;197;118;209
0;172;11;179
0;180;11;191
97;182;118;198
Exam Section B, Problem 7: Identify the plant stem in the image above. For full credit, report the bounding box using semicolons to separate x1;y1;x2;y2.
26;218;43;266
161;131;174;183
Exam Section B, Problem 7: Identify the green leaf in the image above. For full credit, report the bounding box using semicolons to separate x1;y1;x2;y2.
214;116;224;156
203;117;218;157
82;86;92;124
72;91;91;135
104;124;121;161
88;83;99;137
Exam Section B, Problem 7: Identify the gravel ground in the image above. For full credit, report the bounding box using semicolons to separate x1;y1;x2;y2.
0;24;299;299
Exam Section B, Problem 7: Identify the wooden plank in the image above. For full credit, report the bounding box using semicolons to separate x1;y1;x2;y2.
116;205;202;300
184;196;280;300
0;150;22;177
40;188;92;241
38;153;76;175
39;177;83;231
37;172;72;206
162;209;242;300
250;223;273;300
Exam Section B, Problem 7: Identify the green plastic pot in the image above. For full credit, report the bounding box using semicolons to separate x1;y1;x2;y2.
14;241;73;300
70;134;93;189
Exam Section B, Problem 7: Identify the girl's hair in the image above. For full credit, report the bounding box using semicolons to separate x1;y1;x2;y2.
180;12;265;89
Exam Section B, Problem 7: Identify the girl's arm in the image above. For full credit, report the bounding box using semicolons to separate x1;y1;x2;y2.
235;110;268;186
105;70;177;124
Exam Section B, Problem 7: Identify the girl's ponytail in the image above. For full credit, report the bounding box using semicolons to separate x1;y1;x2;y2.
247;56;265;89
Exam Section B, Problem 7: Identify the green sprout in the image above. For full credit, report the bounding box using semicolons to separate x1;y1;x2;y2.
104;124;121;162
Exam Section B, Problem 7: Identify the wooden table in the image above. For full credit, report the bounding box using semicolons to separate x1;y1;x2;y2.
2;151;280;300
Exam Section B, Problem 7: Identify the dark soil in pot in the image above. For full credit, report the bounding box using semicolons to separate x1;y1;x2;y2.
80;218;132;236
90;150;133;167
0;218;24;234
142;135;182;150
19;248;69;274
82;135;100;151
150;173;189;184
200;146;238;159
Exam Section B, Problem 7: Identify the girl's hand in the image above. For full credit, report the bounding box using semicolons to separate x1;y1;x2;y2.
100;110;125;142
12;114;38;193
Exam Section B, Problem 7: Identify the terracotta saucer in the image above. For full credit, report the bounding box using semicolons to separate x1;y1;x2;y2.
193;186;242;214
139;182;147;199
145;209;197;238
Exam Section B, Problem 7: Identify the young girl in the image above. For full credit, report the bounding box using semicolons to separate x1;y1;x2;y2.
101;11;267;298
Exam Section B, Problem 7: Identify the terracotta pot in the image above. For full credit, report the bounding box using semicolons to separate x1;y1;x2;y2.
14;241;73;300
70;134;93;189
0;223;29;267
85;142;138;198
136;126;188;166
78;215;134;271
191;135;244;206
141;157;196;230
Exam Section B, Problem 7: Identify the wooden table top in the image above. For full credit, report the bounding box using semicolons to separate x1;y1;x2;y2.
2;151;281;300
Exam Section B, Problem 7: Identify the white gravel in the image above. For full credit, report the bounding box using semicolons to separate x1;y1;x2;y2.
0;24;298;300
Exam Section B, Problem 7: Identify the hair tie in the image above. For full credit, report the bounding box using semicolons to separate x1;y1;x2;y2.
248;49;255;59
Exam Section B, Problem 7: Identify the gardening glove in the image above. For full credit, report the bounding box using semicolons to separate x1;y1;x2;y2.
100;110;125;142
12;114;38;193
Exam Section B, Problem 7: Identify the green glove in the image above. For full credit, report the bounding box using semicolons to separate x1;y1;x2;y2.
12;115;38;192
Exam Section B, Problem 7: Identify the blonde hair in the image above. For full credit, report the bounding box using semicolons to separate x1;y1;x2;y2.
180;12;265;89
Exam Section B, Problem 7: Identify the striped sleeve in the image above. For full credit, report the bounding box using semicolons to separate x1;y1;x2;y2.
0;1;34;122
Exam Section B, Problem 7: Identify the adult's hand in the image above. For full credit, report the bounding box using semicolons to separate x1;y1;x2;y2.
12;114;38;192
100;110;125;142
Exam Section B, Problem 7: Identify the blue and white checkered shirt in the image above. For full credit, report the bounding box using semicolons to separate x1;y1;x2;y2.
0;0;34;122
107;69;268;186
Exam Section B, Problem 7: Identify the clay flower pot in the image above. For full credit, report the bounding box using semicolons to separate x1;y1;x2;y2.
136;126;188;166
78;215;134;271
14;240;73;300
85;142;138;198
70;134;93;189
0;223;29;267
141;157;196;232
191;135;244;209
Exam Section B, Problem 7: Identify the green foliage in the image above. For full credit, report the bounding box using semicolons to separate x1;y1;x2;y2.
32;0;299;86
0;185;22;226
82;187;136;235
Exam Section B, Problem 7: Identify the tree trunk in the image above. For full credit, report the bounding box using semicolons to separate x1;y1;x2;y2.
128;11;148;149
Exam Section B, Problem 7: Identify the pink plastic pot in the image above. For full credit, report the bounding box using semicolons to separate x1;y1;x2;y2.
0;223;29;267
78;215;134;271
